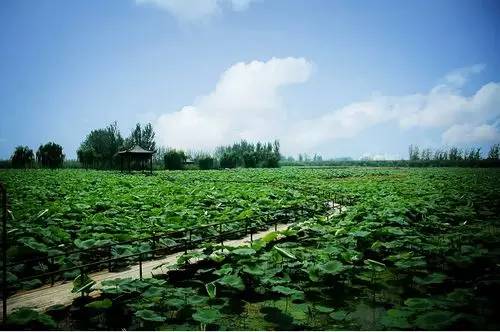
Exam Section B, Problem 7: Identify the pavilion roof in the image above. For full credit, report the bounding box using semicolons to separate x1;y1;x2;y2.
117;145;155;155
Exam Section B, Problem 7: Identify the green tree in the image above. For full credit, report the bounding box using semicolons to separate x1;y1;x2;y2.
164;149;186;170
487;143;500;160
197;155;215;170
448;147;463;161
408;144;420;161
242;151;257;168
77;122;124;169
36;142;64;168
420;148;432;161
464;147;481;161
124;123;156;151
434;149;448;161
219;152;238;168
215;139;281;168
11;146;34;168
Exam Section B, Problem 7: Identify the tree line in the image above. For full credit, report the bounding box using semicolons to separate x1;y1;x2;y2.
281;143;500;167
10;142;65;169
76;122;156;169
401;144;500;167
162;140;281;170
6;121;282;170
7;120;498;169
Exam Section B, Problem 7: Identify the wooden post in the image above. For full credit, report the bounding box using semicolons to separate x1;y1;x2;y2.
80;267;85;298
151;233;156;259
186;229;191;253
1;184;7;323
219;223;223;247
108;247;112;272
139;254;143;280
50;258;54;286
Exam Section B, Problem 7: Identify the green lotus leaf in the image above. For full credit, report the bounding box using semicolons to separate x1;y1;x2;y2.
85;298;112;309
274;246;296;260
271;285;303;296
414;310;455;330
7;308;57;329
206;282;217;299
134;309;165;322
320;260;345;275
217;274;245;291
192;308;221;325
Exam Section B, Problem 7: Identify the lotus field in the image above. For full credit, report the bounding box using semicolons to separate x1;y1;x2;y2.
0;167;499;330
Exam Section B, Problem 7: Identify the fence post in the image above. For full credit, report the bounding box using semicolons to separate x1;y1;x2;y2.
49;258;55;286
139;254;143;280
152;232;156;259
108;247;112;272
1;184;7;323
79;267;85;298
219;223;223;248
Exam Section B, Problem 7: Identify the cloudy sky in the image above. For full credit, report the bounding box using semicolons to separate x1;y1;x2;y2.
1;0;500;159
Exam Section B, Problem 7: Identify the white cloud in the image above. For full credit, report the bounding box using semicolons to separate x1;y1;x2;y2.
154;60;500;155
444;63;485;87
155;57;312;151
442;123;500;145
135;0;257;21
286;64;500;150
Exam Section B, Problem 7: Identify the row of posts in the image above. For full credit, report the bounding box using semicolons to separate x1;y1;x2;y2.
1;184;7;323
0;189;352;322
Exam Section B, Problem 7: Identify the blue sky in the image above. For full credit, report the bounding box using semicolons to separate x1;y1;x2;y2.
1;0;500;159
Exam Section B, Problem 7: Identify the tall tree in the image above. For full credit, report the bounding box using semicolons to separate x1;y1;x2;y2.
164;149;186;170
448;147;463;161
408;144;420;161
124;123;156;151
37;142;64;168
487;143;500;160
215;139;281;168
77;121;124;169
11;146;34;168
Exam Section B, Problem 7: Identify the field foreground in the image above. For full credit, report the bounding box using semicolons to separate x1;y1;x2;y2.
0;167;499;330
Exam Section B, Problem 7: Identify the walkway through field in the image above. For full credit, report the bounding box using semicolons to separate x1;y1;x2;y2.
1;203;344;318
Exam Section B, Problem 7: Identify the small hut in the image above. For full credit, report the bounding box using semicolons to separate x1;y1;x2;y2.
117;145;155;174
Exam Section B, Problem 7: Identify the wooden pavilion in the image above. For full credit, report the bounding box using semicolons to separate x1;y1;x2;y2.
117;145;155;174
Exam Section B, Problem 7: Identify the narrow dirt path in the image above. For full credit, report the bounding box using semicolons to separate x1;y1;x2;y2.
1;204;344;318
